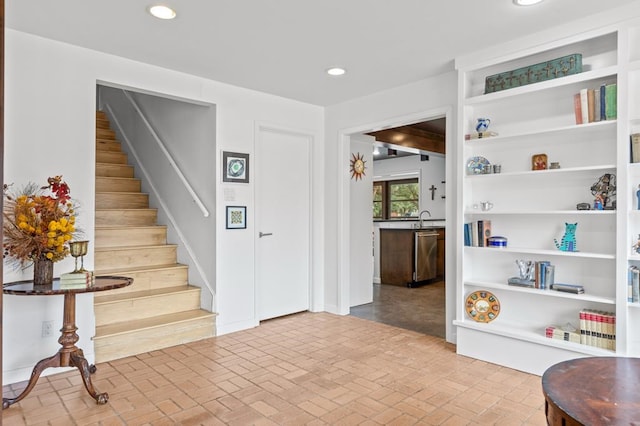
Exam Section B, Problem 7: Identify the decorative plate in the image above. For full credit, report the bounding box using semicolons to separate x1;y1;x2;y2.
466;156;490;175
465;290;500;323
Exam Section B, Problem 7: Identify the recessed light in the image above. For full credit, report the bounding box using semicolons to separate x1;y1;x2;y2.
149;5;177;19
326;67;346;76
513;0;543;5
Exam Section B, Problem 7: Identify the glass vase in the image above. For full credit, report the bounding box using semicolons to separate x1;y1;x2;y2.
33;258;54;286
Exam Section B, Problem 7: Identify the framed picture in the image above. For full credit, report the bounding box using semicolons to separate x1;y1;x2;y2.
532;153;548;170
226;206;247;229
223;151;250;183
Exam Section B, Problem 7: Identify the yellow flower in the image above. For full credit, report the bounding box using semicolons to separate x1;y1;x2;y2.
46;252;54;259
18;221;28;229
47;231;56;238
48;221;58;231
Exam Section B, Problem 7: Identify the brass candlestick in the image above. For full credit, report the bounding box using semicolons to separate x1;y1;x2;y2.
69;241;89;273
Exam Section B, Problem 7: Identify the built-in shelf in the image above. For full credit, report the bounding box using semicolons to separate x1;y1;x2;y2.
465;66;619;104
466;210;616;216
453;320;614;356
464;280;615;304
466;164;616;180
464;246;615;259
465;120;616;145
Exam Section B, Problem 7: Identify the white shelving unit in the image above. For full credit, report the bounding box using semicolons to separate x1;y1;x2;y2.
454;24;640;375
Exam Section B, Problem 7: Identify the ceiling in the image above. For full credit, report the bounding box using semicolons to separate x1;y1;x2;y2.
6;1;638;106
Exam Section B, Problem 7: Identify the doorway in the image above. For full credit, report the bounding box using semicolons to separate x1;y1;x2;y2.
349;117;447;339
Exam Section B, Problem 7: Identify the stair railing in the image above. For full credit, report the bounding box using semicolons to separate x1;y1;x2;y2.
125;91;209;217
103;97;215;309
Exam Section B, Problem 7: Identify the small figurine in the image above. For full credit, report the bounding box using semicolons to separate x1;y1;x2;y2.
594;194;604;210
633;234;640;254
554;223;578;252
476;118;491;133
636;184;640;210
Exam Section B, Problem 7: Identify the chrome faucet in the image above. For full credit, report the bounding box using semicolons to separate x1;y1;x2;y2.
419;210;431;228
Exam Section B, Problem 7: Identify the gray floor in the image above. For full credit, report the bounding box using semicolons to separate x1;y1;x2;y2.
349;281;446;338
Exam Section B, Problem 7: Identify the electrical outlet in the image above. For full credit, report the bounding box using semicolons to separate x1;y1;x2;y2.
42;320;54;338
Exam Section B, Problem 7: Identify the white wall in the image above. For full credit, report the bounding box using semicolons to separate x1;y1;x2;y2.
3;30;323;384
349;135;374;307
324;73;458;344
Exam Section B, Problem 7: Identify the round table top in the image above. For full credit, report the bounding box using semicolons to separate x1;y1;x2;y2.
542;357;640;425
3;276;133;295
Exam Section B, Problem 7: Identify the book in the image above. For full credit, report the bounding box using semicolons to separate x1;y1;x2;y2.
631;134;640;163
464;223;471;246
593;88;601;122
599;84;606;121
573;93;583;125
479;220;491;247
632;266;639;303
587;88;596;122
579;88;589;124
605;83;617;120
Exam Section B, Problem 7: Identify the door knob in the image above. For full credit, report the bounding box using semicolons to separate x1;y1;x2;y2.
259;232;273;238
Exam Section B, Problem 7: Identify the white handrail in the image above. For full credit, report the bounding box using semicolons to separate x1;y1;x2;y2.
121;90;210;218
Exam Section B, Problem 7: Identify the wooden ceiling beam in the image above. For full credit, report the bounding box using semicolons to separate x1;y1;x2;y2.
367;127;445;155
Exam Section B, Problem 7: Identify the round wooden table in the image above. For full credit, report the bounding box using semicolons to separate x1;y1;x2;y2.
542;357;640;425
2;276;132;409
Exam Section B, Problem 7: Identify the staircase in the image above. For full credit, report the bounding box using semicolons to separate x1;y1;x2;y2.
92;110;215;363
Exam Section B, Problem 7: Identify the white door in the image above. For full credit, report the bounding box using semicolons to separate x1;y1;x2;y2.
256;126;311;320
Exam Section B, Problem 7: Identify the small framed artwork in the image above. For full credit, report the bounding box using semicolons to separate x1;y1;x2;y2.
226;206;247;229
532;153;548;170
223;151;250;183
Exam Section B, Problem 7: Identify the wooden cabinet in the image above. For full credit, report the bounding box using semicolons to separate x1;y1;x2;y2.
436;228;445;279
380;228;445;286
380;229;413;286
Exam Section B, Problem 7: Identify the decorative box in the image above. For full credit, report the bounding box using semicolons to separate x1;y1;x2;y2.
484;54;582;94
488;236;508;248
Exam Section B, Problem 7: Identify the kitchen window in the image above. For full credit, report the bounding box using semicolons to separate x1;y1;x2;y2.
373;178;419;219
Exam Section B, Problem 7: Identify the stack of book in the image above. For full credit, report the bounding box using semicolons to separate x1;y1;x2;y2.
59;271;94;289
579;309;616;350
545;325;581;344
534;261;554;289
550;283;585;294
573;83;617;125
463;220;491;247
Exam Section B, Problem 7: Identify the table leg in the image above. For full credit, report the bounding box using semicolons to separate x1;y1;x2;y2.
70;352;108;404
2;352;62;409
3;292;108;409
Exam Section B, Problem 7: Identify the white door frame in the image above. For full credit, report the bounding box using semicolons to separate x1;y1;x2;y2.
336;106;456;342
254;122;314;319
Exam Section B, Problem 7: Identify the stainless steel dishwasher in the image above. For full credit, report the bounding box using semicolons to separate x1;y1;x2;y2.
414;230;438;283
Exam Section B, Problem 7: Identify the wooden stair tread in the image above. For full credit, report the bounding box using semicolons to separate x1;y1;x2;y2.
95;243;177;252
94;285;200;305
94;310;216;338
95;224;167;230
96;191;149;195
96;208;158;212
95;263;187;275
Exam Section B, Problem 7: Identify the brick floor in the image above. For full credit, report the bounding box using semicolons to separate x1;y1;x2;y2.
2;312;546;425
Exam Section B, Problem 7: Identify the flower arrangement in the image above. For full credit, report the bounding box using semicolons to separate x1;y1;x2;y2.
3;176;78;268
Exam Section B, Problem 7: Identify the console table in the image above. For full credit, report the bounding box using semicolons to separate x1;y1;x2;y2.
2;276;133;409
542;357;640;425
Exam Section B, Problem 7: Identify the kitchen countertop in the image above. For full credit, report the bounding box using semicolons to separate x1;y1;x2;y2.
375;219;446;229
